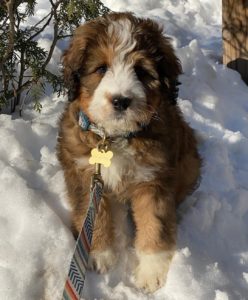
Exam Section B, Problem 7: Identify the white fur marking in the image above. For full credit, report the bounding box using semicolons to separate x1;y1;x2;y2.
101;140;158;190
88;248;117;274
88;61;146;136
88;19;148;136
134;251;173;292
108;19;136;58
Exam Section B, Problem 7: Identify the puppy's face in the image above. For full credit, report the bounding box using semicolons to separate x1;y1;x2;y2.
63;13;181;136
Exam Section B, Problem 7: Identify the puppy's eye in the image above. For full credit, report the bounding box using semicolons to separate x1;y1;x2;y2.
95;65;108;75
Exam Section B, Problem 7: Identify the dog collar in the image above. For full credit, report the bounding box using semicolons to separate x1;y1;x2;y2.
78;110;146;139
78;110;106;138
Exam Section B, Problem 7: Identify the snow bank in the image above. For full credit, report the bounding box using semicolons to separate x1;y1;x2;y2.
0;97;74;300
1;0;248;299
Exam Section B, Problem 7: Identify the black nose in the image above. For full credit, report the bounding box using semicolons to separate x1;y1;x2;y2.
112;96;132;111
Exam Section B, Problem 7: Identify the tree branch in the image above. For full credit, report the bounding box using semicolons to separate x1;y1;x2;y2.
42;0;61;69
28;0;64;42
18;80;33;93
28;12;53;41
16;50;26;106
1;0;15;64
58;34;73;39
1;15;9;29
0;0;15;103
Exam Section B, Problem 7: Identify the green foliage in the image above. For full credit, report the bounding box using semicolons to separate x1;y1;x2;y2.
63;0;109;23
0;0;110;114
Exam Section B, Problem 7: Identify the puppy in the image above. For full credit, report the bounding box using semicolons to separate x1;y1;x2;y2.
57;12;201;293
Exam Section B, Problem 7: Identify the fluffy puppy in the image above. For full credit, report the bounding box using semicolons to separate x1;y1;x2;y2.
57;12;201;293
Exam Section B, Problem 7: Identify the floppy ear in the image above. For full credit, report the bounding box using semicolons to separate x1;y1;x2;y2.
62;24;91;102
157;36;182;105
135;18;182;105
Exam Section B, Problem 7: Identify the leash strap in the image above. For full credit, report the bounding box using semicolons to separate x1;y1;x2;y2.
62;110;114;300
62;177;103;300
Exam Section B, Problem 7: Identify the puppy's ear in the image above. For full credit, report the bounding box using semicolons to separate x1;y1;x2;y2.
157;36;182;105
62;25;90;102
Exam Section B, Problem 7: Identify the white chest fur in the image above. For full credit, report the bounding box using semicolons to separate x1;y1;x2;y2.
75;139;158;191
101;139;157;190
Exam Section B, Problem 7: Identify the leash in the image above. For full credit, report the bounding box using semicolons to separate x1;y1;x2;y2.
62;176;103;300
62;111;113;300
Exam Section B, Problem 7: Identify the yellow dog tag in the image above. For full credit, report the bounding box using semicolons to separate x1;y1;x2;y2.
89;148;113;168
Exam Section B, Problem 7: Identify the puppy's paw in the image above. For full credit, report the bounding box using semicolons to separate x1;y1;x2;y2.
88;248;117;274
134;251;172;293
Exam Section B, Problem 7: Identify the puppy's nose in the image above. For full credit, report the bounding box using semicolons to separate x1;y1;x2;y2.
112;96;132;111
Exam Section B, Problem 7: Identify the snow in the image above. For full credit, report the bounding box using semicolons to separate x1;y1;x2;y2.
0;98;75;300
1;0;248;299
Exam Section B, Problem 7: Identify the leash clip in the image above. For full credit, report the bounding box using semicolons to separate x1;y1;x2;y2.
90;172;103;191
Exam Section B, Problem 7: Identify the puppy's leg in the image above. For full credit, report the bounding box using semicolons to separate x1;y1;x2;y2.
72;194;116;273
70;190;90;238
131;184;176;293
88;196;117;274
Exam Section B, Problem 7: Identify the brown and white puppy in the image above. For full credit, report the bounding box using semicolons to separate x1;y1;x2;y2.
57;12;201;293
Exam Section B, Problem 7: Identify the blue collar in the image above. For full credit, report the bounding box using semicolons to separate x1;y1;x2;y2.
78;110;146;139
78;110;106;138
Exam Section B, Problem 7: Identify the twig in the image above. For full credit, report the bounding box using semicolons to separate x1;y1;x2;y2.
58;34;73;39
16;80;33;96
30;12;51;30
28;12;53;41
42;0;61;69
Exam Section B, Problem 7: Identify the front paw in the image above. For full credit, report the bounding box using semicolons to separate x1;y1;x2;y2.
88;248;117;274
134;251;172;293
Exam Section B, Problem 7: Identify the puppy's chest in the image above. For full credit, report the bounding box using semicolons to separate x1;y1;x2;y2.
101;142;157;191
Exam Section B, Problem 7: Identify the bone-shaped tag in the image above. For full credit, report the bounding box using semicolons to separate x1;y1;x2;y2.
89;148;113;168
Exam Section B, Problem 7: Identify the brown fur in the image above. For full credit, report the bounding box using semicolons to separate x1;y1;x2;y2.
57;12;201;291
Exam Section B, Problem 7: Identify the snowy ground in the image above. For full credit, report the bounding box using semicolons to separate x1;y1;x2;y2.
1;0;248;299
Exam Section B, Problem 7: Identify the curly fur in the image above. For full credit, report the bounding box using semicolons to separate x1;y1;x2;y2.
57;12;201;293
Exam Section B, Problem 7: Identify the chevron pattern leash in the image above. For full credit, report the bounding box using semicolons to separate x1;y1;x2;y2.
62;177;103;300
62;110;115;299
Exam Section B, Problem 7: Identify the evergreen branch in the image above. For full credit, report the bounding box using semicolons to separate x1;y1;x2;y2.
28;12;53;41
0;0;110;113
